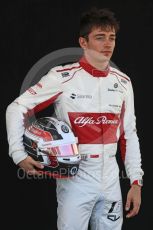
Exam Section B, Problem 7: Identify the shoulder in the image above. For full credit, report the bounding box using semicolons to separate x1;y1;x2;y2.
49;62;82;83
109;66;132;91
110;66;131;82
52;62;81;75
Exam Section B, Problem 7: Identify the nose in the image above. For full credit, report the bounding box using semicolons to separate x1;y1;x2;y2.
104;38;112;46
103;38;114;49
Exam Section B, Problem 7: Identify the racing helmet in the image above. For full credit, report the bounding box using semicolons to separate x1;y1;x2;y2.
23;117;81;178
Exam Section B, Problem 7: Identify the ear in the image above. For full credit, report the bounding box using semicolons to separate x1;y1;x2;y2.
79;37;88;49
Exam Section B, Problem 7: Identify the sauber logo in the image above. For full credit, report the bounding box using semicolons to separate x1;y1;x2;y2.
70;93;92;99
74;116;119;127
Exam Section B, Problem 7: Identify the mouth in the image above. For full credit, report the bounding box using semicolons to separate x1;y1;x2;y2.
101;51;112;56
101;51;112;54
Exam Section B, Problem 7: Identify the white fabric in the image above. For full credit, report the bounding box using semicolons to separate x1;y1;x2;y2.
6;61;144;229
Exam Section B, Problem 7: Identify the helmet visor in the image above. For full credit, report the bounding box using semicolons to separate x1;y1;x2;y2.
45;144;78;156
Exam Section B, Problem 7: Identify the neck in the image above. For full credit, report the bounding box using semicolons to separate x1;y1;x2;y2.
84;54;109;70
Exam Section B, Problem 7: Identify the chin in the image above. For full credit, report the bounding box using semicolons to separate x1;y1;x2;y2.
97;55;110;62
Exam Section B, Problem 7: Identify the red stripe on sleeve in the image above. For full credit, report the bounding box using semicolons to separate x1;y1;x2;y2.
33;92;62;113
119;101;126;162
23;92;62;126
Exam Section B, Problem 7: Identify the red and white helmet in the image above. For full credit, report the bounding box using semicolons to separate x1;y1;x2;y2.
23;117;81;178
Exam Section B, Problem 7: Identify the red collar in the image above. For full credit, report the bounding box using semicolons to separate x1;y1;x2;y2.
79;57;109;77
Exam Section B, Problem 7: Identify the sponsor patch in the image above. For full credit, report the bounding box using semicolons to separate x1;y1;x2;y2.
61;72;70;77
104;200;122;222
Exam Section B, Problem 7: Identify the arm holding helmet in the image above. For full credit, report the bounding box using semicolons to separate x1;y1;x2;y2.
6;69;62;174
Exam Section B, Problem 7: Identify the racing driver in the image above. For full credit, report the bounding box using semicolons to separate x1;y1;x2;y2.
6;7;144;230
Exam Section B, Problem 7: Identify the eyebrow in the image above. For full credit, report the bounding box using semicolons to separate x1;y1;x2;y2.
94;34;116;37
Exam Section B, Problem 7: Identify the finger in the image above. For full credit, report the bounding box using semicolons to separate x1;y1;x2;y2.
126;210;137;218
126;204;140;218
31;159;44;169
125;197;131;211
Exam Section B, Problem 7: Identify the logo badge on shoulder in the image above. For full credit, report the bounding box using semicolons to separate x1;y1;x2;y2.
61;72;70;77
121;79;127;84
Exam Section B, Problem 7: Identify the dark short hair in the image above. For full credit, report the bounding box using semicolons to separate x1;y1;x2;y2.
79;7;120;38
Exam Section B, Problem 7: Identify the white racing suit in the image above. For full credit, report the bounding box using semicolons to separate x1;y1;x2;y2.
6;58;144;230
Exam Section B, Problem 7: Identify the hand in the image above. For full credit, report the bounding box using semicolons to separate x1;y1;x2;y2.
125;184;142;218
18;156;44;175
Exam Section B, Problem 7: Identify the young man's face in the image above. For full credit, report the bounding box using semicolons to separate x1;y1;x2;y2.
79;26;116;62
